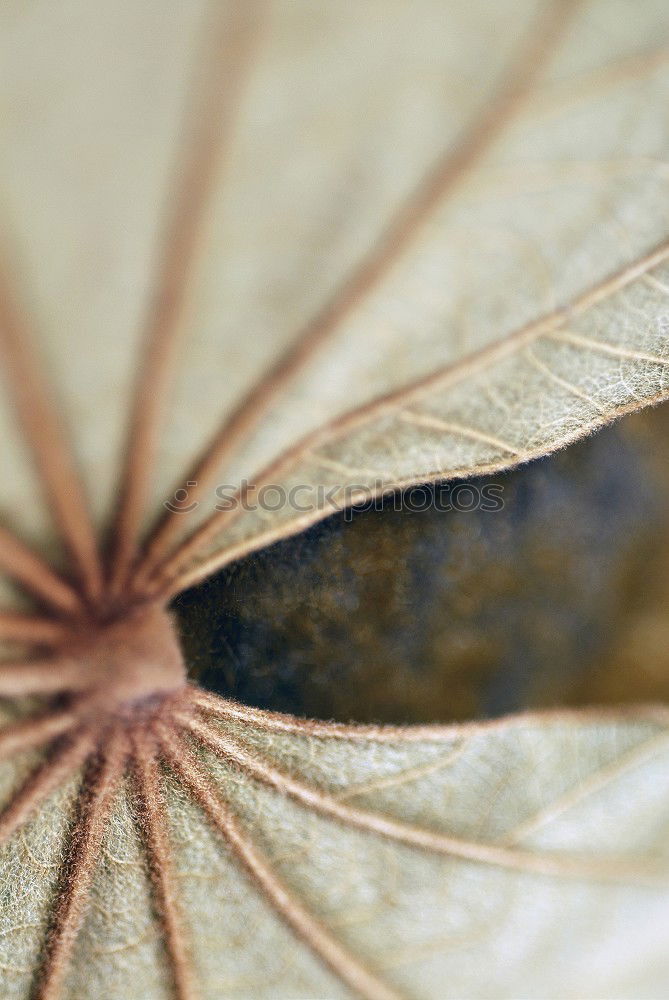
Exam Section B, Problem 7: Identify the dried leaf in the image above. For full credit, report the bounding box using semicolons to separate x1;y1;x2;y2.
0;1;668;998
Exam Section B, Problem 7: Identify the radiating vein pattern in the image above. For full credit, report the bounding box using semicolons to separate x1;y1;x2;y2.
132;0;580;587
1;0;669;997
0;689;666;1000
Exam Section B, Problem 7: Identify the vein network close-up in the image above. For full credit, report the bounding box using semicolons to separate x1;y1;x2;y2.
1;2;669;998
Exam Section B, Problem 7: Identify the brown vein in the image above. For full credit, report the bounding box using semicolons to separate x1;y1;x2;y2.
547;328;669;365
0;728;93;845
0;613;71;648
156;384;669;596
160;728;402;1000
132;729;195;1000
0;656;86;697
35;727;126;1000
336;743;468;802
398;410;522;455
0;258;102;604
643;272;669;296
190;689;465;743
531;40;669;119
0;708;79;761
505;730;669;845
308;453;393;480
524;346;605;412
132;0;577;589
145;237;669;598
189;690;669;745
108;3;262;594
183;714;665;885
0;524;81;618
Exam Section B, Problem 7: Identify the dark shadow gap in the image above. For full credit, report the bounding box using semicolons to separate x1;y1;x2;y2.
173;403;669;725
